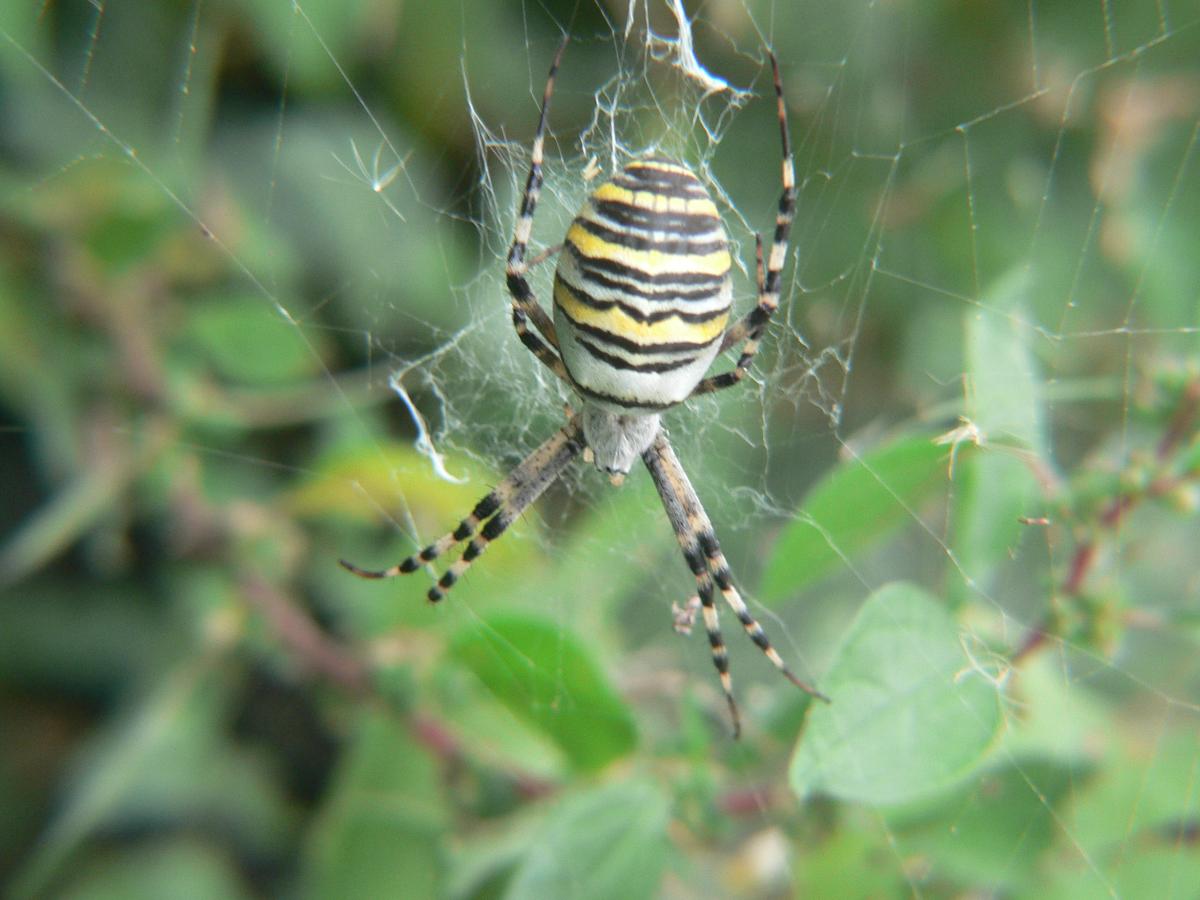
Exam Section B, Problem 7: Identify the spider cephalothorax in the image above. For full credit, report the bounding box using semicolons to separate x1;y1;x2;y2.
342;39;825;736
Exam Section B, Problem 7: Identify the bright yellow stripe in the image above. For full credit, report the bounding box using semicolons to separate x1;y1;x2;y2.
625;159;694;177
566;223;731;277
591;181;720;218
555;281;728;346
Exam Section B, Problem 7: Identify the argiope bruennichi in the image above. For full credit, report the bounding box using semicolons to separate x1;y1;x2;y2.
342;39;826;737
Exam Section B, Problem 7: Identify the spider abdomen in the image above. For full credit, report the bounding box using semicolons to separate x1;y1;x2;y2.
553;157;732;413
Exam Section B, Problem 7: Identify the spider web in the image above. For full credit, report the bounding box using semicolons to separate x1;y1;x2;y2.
4;0;1200;895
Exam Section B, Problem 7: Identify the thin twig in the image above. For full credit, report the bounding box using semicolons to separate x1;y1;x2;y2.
239;574;372;694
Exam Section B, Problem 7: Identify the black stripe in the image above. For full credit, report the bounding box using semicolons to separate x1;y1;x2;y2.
591;198;720;237
567;242;727;289
506;272;532;300
555;277;727;324
472;493;501;520
701;371;740;392
621;161;706;190
611;174;707;200
517;162;541;217
568;380;674;411
573;216;726;257
564;265;726;304
745;306;771;333
560;309;718;355
576;337;700;373
480;513;511;542
714;567;737;592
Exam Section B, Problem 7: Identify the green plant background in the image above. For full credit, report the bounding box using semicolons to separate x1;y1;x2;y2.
2;1;1199;898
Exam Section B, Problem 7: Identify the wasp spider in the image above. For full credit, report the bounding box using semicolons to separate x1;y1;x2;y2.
342;40;826;737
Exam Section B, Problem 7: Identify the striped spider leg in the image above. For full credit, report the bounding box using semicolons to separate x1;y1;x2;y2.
503;35;572;384
691;52;795;398
341;40;581;602
643;432;827;738
340;415;584;601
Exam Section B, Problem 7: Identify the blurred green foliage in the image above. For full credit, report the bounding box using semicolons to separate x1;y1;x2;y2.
2;0;1200;897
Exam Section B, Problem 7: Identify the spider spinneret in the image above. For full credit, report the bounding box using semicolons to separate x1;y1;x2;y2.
341;38;826;737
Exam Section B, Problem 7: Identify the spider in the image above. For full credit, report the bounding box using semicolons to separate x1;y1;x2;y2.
341;39;826;737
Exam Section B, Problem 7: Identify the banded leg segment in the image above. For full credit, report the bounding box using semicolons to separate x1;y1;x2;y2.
643;431;825;736
340;415;585;603
505;36;570;383
427;417;583;601
644;433;741;737
692;52;795;397
694;566;740;739
699;531;827;701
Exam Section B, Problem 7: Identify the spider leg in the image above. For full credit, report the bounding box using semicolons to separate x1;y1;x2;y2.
714;234;764;355
643;431;826;735
643;432;741;737
694;573;741;739
505;36;571;384
691;52;795;397
699;530;828;702
524;241;564;271
341;414;585;603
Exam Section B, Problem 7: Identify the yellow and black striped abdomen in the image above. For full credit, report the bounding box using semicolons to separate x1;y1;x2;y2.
553;158;732;412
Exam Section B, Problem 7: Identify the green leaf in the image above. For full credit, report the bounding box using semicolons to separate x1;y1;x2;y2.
952;453;1038;591
0;580;167;696
955;269;1046;583
233;0;377;92
1063;730;1200;857
11;658;290;898
541;476;671;614
505;781;670;900
183;293;321;386
1105;847;1200;900
0;270;80;477
796;826;909;900
761;435;951;601
0;424;169;587
1000;653;1109;765
302;712;447;900
889;760;1075;891
59;840;253;900
789;582;1002;806
448;613;637;772
1030;846;1200;900
289;440;496;526
965;269;1045;453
